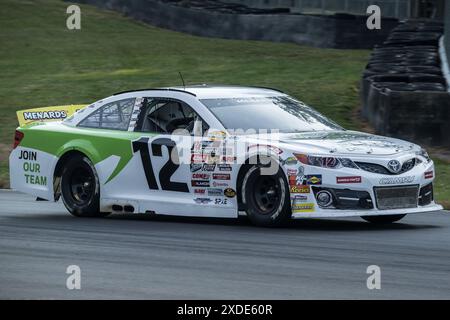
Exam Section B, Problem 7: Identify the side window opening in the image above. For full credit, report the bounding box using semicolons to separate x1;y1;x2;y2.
136;98;209;135
78;98;135;130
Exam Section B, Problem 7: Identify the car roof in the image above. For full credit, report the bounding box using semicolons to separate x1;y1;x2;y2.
113;85;286;99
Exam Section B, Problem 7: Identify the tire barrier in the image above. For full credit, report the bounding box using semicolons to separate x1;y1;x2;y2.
73;0;398;49
376;90;450;147
361;20;450;147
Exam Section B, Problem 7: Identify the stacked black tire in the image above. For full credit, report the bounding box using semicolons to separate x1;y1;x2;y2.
361;20;450;147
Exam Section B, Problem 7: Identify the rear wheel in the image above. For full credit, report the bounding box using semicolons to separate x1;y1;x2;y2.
60;154;109;217
361;214;406;224
242;165;291;227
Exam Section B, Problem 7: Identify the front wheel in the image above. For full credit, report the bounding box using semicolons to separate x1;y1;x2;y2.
241;165;291;227
361;214;406;224
60;154;109;218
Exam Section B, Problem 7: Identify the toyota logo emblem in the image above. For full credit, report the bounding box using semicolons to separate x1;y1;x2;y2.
387;160;401;173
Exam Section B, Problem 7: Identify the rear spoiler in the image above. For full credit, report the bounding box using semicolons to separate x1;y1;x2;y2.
16;104;87;127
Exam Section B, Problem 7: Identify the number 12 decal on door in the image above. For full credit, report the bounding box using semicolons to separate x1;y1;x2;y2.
132;137;189;193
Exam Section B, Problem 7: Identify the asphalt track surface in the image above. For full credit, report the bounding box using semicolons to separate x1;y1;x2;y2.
1;190;450;299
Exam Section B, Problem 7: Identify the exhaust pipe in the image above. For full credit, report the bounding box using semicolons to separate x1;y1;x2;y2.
112;205;123;212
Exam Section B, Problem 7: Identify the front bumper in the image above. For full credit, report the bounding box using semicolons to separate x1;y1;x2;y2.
286;158;444;219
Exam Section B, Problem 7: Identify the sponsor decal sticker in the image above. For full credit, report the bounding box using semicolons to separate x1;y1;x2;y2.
298;166;304;175
290;185;310;193
224;188;236;198
23;110;68;121
288;175;297;186
336;176;362;184
212;181;228;187
424;171;433;179
292;203;315;213
289;174;307;186
283;157;298;166
191;180;210;187
194;189;206;194
208;130;227;141
214;198;228;205
194;198;212;204
292;195;308;205
203;147;217;155
192;173;210;180
190;163;202;172
305;175;322;185
191;153;207;163
19;150;47;186
17;104;87;126
192;142;203;152
207;188;223;196
287;169;298;175
221;156;235;163
202;164;216;172
218;164;232;171
207;155;220;164
379;176;415;185
213;173;230;180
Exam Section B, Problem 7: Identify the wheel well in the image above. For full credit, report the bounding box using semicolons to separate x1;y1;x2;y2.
53;150;89;201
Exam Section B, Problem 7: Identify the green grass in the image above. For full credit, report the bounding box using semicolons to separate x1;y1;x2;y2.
0;0;448;206
434;158;450;209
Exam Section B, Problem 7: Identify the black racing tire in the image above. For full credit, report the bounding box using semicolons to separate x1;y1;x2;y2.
60;154;109;218
241;165;291;227
361;214;406;224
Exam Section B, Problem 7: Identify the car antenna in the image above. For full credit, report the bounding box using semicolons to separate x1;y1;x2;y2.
178;71;186;91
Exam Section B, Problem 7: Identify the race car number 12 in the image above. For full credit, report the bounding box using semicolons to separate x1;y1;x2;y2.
132;137;189;193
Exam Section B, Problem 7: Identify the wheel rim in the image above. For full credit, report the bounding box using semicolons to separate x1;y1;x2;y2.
252;175;281;215
69;167;94;205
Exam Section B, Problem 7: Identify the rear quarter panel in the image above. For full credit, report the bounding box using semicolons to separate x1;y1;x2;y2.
9;122;141;200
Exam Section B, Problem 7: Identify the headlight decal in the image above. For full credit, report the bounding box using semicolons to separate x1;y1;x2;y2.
294;153;358;169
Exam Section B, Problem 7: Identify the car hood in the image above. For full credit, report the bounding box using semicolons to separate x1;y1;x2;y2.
248;130;419;156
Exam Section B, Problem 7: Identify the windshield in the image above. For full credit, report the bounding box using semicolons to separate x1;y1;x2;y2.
200;96;343;133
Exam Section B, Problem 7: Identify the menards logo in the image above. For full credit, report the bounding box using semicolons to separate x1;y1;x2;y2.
16;105;87;127
23;110;68;121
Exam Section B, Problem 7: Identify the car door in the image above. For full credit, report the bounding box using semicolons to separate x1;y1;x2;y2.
127;96;236;218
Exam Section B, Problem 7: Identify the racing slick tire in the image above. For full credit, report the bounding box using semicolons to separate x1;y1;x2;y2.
60;154;109;218
242;165;291;227
361;214;406;224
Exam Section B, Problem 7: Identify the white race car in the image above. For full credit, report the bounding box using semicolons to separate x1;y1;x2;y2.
9;85;442;226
